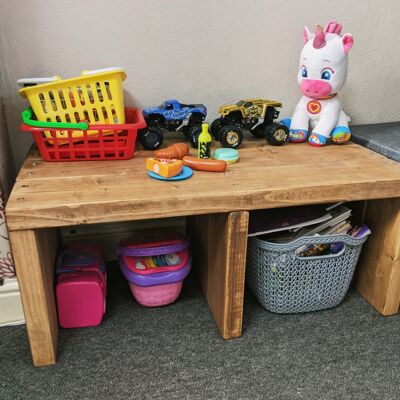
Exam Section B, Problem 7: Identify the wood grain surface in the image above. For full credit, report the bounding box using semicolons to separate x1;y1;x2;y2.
6;139;400;230
188;211;249;339
9;228;59;366
355;198;400;315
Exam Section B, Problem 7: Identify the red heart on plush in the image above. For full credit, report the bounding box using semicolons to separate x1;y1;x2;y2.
307;101;321;114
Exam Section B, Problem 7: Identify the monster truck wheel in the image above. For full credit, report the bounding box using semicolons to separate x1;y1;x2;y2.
138;126;163;150
219;125;243;149
210;118;225;140
264;123;289;146
251;125;267;138
187;124;202;148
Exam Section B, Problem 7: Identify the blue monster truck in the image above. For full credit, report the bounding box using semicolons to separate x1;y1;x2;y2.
138;99;207;150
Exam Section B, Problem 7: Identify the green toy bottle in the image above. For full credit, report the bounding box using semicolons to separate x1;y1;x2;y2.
198;123;212;159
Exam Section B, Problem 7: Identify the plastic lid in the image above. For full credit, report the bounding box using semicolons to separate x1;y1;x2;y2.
56;251;106;275
81;67;126;80
213;148;239;161
17;76;60;87
118;233;189;257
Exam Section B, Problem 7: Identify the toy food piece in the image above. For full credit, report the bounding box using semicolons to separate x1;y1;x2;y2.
153;143;189;159
146;158;183;178
213;148;239;164
182;156;226;172
198;123;212;159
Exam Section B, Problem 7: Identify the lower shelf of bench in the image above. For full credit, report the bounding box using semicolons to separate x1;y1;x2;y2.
9;198;400;366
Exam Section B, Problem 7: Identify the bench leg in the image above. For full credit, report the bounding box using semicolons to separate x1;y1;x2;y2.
9;228;59;366
188;211;249;339
355;198;400;315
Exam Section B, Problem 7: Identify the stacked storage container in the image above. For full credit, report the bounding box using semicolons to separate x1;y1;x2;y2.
56;243;106;328
118;233;191;307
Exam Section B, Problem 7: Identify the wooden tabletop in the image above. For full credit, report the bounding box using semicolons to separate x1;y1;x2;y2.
6;136;400;231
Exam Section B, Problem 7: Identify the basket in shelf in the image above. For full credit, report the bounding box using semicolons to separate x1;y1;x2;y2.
20;107;146;162
246;233;369;314
19;68;127;140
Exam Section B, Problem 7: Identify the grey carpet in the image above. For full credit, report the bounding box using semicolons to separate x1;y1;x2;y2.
1;263;399;400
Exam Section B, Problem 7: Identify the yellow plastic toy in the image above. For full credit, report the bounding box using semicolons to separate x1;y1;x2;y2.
197;123;212;159
19;68;126;140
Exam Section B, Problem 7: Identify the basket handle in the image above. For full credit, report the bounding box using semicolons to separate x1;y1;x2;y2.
294;244;347;260
21;107;89;131
290;234;367;260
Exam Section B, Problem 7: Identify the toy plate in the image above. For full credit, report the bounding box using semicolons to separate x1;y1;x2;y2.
148;166;193;181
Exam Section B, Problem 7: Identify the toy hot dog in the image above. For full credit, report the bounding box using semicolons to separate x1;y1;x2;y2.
182;156;227;172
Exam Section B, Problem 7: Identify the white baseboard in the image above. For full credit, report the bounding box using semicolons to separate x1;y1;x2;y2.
0;278;25;327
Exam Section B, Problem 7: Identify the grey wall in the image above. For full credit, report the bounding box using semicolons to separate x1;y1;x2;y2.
0;79;15;198
1;0;400;168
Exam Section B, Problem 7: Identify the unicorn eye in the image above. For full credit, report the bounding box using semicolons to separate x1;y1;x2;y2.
321;69;332;80
301;66;308;78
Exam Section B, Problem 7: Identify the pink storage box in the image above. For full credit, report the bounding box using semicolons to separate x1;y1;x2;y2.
56;243;106;328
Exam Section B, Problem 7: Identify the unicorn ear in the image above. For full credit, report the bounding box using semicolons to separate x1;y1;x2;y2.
342;33;354;54
303;27;311;44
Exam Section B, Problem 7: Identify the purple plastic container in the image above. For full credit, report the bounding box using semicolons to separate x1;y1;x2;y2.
118;233;191;307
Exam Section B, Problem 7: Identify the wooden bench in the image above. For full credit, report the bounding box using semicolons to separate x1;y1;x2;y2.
6;137;400;366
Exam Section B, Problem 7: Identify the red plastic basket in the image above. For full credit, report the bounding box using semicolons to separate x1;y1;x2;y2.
20;107;146;162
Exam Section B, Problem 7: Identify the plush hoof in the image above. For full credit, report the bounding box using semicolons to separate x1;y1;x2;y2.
289;129;309;143
309;133;328;147
331;126;351;144
279;118;292;129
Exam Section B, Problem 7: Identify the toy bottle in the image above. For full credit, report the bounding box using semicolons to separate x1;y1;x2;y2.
198;123;212;159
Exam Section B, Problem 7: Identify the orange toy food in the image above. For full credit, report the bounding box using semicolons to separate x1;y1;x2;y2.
146;158;183;178
182;156;227;172
153;143;189;159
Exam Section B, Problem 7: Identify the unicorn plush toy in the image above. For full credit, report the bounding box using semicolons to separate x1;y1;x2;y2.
282;21;354;146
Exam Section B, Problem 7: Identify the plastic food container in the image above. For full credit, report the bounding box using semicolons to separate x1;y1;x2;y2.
56;243;106;328
118;233;191;307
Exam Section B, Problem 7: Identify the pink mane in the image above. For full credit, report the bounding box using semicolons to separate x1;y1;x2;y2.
324;21;343;35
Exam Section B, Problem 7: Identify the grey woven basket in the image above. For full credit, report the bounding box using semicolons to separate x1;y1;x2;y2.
246;234;369;314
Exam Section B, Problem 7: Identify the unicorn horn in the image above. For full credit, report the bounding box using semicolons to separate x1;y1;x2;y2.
313;25;326;49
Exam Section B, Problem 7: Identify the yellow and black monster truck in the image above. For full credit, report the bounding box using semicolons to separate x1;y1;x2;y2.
210;99;289;148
